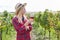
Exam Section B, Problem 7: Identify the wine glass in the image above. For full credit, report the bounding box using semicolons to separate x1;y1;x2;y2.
29;12;34;24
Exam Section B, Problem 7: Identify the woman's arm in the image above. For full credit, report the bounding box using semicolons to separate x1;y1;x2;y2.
27;23;32;32
24;19;32;32
12;18;27;34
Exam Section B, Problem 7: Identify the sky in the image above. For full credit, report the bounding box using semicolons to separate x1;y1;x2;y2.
0;0;60;12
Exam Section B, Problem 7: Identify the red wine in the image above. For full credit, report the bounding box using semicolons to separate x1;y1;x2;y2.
30;17;34;19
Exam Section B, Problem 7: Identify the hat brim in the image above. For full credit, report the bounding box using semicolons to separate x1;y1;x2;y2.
16;3;27;11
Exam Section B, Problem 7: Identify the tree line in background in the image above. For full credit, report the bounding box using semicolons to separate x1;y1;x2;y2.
0;9;60;40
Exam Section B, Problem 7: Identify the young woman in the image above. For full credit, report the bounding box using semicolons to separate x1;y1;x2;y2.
12;3;32;40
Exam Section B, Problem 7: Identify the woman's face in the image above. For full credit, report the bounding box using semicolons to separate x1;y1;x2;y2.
19;7;26;15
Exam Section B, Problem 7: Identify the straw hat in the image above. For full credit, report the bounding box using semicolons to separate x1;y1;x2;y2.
15;3;27;11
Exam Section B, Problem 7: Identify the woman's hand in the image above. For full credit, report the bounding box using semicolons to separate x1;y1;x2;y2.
25;26;29;30
24;20;30;26
24;18;34;26
24;20;30;30
29;18;34;24
29;19;34;22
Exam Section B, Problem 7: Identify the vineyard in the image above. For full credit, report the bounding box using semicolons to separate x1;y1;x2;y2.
0;9;60;40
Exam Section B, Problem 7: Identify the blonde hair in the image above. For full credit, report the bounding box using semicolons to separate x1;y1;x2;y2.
14;3;27;23
15;3;27;15
15;9;21;15
14;10;28;23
